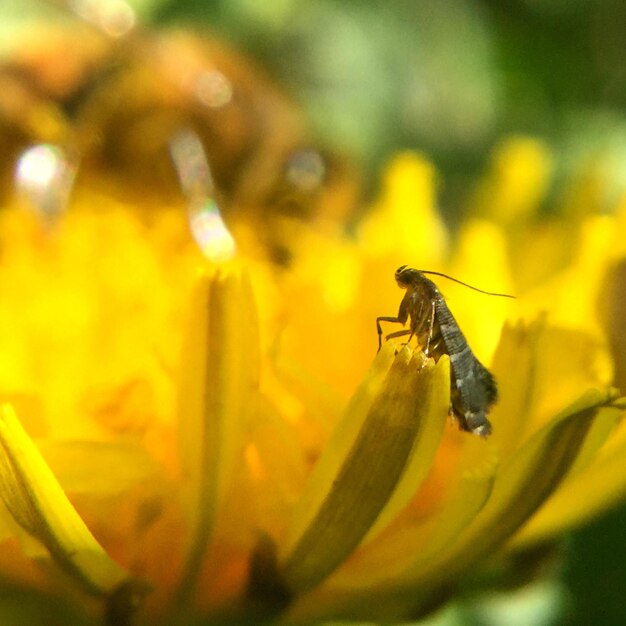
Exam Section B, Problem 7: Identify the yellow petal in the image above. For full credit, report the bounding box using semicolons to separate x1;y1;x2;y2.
404;388;619;588
446;219;514;360
38;440;163;495
325;451;497;590
482;319;537;453
357;151;448;266
511;401;626;546
289;389;619;623
278;347;450;593
281;340;397;553
519;214;616;333
488;317;613;451
469;136;553;223
362;355;450;542
0;404;130;595
280;347;450;590
175;262;260;602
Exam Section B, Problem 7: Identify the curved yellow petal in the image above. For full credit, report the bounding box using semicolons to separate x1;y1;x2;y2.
324;449;497;591
488;317;613;450
285;389;619;623
357;151;448;266
175;263;261;604
39;440;163;495
404;388;619;588
362;355;450;542
0;404;131;596
277;347;449;594
468;136;553;223
510;402;626;547
281;340;397;555
447;219;513;359
486;318;543;453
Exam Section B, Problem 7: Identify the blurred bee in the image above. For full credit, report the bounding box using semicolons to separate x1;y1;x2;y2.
0;0;358;263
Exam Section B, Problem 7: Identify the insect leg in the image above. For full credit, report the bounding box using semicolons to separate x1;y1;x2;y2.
377;295;410;351
376;315;404;351
385;329;412;342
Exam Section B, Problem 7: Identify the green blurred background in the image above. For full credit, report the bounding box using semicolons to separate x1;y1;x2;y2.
156;0;626;221
2;1;626;624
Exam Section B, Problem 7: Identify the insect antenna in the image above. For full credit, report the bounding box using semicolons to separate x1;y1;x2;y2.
419;270;515;298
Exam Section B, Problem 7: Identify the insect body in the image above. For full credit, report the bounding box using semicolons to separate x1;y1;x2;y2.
377;265;510;437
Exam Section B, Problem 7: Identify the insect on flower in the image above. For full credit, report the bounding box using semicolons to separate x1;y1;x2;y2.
377;266;514;437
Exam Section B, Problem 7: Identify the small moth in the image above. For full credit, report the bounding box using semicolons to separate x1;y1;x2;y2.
377;265;513;437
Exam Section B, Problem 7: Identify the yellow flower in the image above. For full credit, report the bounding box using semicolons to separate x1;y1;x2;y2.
0;136;625;626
